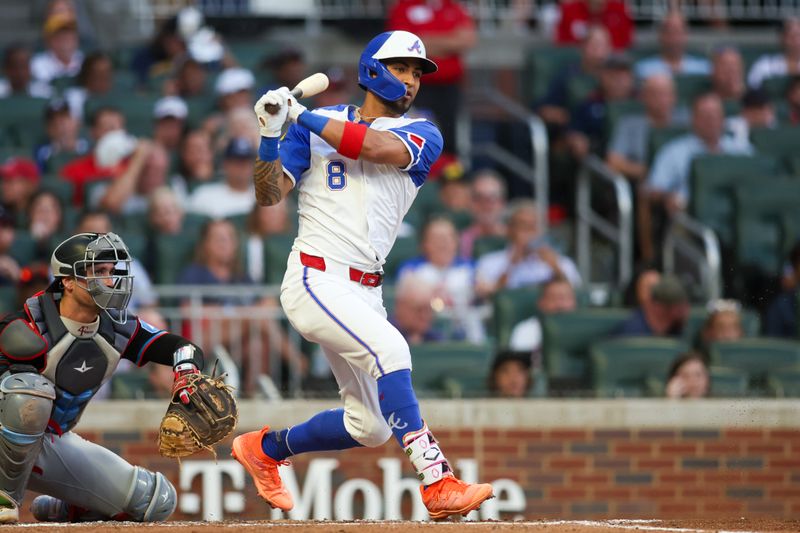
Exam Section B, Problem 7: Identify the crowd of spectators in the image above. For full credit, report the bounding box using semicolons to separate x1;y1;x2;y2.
0;1;798;399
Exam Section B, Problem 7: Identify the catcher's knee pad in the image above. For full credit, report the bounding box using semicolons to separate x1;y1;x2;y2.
0;371;55;504
122;467;176;522
343;406;392;448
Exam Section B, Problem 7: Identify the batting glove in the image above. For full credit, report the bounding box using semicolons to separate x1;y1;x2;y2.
286;93;307;124
254;87;290;138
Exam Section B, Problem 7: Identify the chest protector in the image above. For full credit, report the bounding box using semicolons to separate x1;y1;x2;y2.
25;293;137;433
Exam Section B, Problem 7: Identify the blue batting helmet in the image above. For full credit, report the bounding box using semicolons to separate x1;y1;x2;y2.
358;31;438;102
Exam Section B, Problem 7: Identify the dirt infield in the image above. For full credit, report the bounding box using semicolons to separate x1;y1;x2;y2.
6;519;800;533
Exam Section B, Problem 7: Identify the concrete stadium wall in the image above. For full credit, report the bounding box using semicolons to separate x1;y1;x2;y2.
22;399;800;522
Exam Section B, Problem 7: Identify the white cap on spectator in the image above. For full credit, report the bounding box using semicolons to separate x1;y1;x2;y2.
95;129;137;169
154;96;188;120
215;68;255;96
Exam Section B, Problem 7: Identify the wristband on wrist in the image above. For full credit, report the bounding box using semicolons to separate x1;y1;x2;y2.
259;136;279;161
297;111;330;136
338;121;368;160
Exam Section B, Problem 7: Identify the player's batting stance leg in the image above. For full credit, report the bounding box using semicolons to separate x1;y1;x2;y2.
233;30;493;520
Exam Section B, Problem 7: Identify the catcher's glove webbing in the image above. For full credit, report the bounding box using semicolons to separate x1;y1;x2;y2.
157;365;238;458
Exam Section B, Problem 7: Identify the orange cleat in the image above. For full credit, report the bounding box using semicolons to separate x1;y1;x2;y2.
231;426;294;511
420;473;494;520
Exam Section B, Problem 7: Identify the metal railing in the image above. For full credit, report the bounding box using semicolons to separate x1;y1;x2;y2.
576;155;634;290
662;211;722;302
456;86;549;235
152;284;305;398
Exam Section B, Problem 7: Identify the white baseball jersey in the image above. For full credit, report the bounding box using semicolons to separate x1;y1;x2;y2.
279;105;443;270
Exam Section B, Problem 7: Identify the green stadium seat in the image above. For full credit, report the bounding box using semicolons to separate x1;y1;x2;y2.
689;155;782;246
0;96;48;148
761;76;790;101
409;342;493;397
117;231;147;261
522;45;581;103
226;213;249;233
674;75;711;103
492;287;541;348
473;235;507;259
262;234;295;284
541;308;630;392
709;339;800;394
606;100;644;137
383;235;418;281
750;126;800;162
709;366;749;398
183;212;212;236
0;285;19;315
767;365;800;397
648;126;689;164
227;41;280;71
45;152;81;175
111;371;155;400
682;306;761;344
154;233;198;284
590;337;689;397
9;232;36;265
39;178;75;207
84;95;160;137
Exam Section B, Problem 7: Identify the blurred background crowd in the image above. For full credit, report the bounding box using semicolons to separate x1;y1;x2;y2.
0;0;799;401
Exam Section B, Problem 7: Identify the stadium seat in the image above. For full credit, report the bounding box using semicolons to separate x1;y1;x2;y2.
590;337;689;397
709;366;749;398
750;126;800;162
541;308;629;392
110;372;153;400
0;285;19;315
605;100;644;138
154;233;199;284
409;342;493;397
84;95;160;137
9;231;37;265
682;306;761;344
383;235;419;281
761;76;790;101
491;287;541;348
689;154;782;246
40;178;75;207
522;45;581;103
0;96;48;148
647;126;689;164
117;231;147;261
45;152;81;175
767;365;800;397
262;234;295;285
472;235;507;259
709;339;800;394
674;75;711;104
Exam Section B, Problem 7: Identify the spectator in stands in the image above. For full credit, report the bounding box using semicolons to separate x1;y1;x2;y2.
63;51;114;120
646;92;752;215
398;216;482;342
177;219;304;392
665;351;710;399
725;88;776;147
391;274;445;344
537;25;612;128
31;13;84;85
152;96;188;152
15;262;51;307
0;208;20;285
555;0;633;50
131;16;186;87
622;267;662;308
0;44;52;98
488;351;532;399
261;48;307;92
173;129;215;198
243;200;291;284
694;299;744;358
1;157;40;221
214;106;261;156
186;137;255;219
764;242;800;338
90;139;170;216
148;186;186;236
710;47;745;105
168;57;208;99
61;106;127;205
436;160;472;215
476;200;581;299
508;276;578;368
75;209;158;313
34;98;89;173
459;169;507;259
785;76;800;125
615;274;689;337
747;18;800;89
606;74;688;182
386;0;476;153
26;189;63;261
634;12;710;80
567;53;636;159
215;67;255;113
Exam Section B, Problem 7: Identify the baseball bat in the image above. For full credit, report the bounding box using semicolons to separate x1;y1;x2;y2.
264;73;330;115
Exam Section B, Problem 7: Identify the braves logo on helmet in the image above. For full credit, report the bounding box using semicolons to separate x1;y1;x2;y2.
407;40;422;54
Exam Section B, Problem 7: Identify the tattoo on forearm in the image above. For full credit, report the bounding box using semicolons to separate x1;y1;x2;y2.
254;159;283;205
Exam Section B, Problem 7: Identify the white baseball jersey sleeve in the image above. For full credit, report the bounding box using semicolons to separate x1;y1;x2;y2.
279;105;443;270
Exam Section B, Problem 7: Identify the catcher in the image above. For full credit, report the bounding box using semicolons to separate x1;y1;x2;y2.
0;232;236;524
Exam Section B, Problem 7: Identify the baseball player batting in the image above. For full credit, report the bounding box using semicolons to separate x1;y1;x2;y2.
232;30;494;519
0;233;207;523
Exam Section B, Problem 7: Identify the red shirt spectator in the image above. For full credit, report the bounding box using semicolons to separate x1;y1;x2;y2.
386;0;476;85
556;0;633;50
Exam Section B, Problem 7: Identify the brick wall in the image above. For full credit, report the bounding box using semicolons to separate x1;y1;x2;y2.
21;424;800;521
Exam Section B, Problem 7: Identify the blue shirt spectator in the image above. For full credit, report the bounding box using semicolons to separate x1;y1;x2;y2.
634;12;710;80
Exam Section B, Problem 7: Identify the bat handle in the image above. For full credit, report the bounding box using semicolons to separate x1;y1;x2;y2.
264;87;303;115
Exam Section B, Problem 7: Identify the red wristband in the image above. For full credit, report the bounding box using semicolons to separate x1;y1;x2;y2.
338;121;368;160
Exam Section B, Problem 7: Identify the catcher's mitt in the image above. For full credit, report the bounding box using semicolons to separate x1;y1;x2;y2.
157;369;238;458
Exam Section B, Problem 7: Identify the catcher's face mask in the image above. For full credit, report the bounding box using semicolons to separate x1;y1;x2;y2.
73;233;134;324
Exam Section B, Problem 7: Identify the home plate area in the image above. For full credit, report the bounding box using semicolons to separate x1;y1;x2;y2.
7;518;800;533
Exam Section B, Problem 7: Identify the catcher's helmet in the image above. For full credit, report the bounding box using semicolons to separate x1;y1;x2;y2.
49;232;134;324
358;31;438;102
